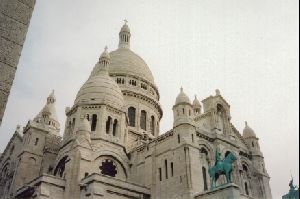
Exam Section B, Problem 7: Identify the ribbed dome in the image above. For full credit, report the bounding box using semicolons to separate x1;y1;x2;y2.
120;23;130;33
175;88;191;105
75;69;124;109
243;121;257;138
100;46;111;60
109;48;155;84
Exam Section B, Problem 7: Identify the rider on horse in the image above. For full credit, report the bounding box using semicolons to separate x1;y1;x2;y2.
215;149;222;167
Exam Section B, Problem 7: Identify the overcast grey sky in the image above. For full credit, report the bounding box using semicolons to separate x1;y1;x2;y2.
0;0;298;198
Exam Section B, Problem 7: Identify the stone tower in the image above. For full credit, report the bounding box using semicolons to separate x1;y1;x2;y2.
0;0;36;126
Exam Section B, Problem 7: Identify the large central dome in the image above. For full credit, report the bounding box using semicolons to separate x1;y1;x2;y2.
109;47;154;84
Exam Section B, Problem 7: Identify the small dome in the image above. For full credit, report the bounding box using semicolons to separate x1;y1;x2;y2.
193;95;201;107
75;67;124;110
175;87;191;105
120;23;130;33
35;91;59;123
243;121;257;138
78;118;91;132
100;46;110;60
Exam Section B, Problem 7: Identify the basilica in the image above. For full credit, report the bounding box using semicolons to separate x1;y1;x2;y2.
0;22;273;199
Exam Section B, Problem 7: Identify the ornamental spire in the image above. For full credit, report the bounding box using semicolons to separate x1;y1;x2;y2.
99;46;110;72
47;89;56;104
119;20;131;49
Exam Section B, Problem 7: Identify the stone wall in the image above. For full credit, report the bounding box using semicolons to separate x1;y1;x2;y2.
0;0;36;125
194;184;241;199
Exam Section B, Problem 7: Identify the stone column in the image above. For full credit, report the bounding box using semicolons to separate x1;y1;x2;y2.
0;0;36;125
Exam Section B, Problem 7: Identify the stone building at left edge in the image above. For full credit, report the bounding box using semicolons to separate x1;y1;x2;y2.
0;0;36;126
0;22;273;199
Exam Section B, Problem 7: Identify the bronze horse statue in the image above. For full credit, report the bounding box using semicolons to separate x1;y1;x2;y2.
208;152;237;189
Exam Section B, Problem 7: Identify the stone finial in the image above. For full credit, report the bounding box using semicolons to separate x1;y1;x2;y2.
124;19;128;25
65;107;71;114
245;121;248;127
47;90;56;104
215;89;221;96
180;87;183;93
15;125;22;133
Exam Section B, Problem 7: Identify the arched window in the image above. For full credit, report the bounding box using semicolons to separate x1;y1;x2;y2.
159;168;162;181
200;148;208;157
140;110;147;130
171;162;174;177
54;156;69;178
72;118;76;126
242;164;248;173
202;167;208;191
245;182;249;195
113;119;118;136
91;114;97;131
165;160;168;179
151;116;155;135
106;116;112;134
35;138;39;146
128;107;136;127
225;151;231;158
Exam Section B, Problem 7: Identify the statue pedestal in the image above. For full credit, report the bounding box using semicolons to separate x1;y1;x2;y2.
194;183;240;199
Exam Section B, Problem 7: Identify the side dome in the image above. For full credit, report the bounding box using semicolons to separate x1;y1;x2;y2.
109;48;155;84
243;121;257;138
75;48;124;110
175;87;191;105
193;95;201;107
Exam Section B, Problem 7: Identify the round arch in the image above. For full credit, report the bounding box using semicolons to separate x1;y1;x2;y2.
93;150;129;179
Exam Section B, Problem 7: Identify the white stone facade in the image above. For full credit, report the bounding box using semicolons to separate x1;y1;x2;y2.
0;22;272;199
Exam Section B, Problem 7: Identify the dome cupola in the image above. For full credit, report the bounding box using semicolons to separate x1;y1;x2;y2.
87;22;162;145
193;95;202;115
242;121;264;159
243;121;257;138
34;90;60;134
119;20;131;49
99;46;110;70
175;87;191;105
173;87;194;127
193;95;201;107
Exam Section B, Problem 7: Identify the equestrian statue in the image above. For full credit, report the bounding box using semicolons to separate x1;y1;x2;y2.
208;150;237;189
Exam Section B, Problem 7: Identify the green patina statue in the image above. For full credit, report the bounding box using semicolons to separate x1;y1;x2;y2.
208;150;237;190
282;177;299;199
